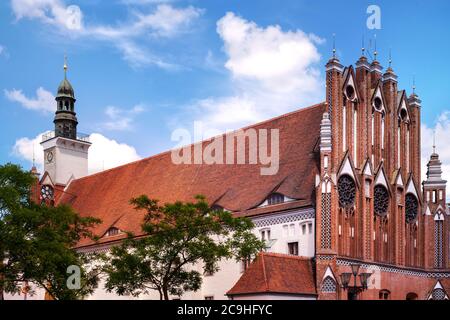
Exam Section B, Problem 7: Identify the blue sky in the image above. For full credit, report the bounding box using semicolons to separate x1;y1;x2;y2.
1;0;450;177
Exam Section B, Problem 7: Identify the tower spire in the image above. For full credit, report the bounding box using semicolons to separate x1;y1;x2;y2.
433;130;437;154
413;76;416;95
64;54;68;79
32;144;35;167
388;48;392;68
373;34;378;61
361;35;365;56
332;33;336;58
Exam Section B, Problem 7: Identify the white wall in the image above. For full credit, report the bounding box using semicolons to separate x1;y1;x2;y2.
5;207;316;300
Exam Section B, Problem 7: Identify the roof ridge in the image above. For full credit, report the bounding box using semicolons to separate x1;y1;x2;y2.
260;253;269;292
67;102;326;185
261;252;313;261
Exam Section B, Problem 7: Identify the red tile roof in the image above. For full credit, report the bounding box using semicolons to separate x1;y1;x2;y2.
227;252;316;296
58;102;326;247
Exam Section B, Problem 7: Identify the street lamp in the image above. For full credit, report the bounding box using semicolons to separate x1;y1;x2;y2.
339;263;372;300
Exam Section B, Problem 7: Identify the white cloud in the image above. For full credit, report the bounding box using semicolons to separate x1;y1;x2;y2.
88;133;142;173
135;4;203;37
182;12;324;133
13;132;142;174
10;1;204;68
0;45;4;55
11;0;83;30
4;87;55;113
101;104;145;131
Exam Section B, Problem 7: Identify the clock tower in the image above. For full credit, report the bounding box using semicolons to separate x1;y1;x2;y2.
40;57;91;187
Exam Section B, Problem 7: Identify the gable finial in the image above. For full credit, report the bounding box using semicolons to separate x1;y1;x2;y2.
64;54;68;79
412;75;416;95
332;33;336;58
433;130;437;154
373;34;378;61
362;35;365;56
388;48;392;68
32;144;35;168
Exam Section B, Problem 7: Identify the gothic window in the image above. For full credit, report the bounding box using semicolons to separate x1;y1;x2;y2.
321;276;337;293
405;194;419;224
435;220;444;268
353;108;358;163
374;185;389;217
342;105;347;152
406;129;410;173
338;175;356;209
267;193;284;206
40;185;54;202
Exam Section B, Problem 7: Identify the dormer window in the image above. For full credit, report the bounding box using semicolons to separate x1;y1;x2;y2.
211;205;224;212
267;193;284;206
106;227;120;237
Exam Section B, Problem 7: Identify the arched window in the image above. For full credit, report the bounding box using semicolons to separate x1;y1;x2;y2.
435;219;444;268
374;185;389;217
321;276;337;293
406;128;410;173
267;193;284;206
40;185;54;202
342;104;347;152
353;108;358;163
406;292;418;300
338;175;356;209
379;290;391;300
405;194;418;224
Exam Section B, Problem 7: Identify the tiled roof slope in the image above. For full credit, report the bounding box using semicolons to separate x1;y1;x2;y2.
227;253;316;296
58;102;326;247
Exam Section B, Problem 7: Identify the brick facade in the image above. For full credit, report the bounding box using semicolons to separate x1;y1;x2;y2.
316;52;450;300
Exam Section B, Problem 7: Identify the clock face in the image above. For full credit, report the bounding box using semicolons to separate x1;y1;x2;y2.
46;151;54;163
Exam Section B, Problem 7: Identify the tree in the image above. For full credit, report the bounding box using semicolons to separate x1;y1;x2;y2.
103;195;265;300
0;163;102;300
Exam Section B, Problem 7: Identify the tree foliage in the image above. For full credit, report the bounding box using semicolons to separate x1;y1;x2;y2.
0;163;101;300
103;195;265;300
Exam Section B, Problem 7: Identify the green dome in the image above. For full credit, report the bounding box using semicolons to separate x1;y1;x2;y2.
56;78;75;99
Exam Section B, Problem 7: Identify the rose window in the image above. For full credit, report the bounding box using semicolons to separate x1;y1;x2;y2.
338;175;356;209
405;194;419;224
374;185;389;217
